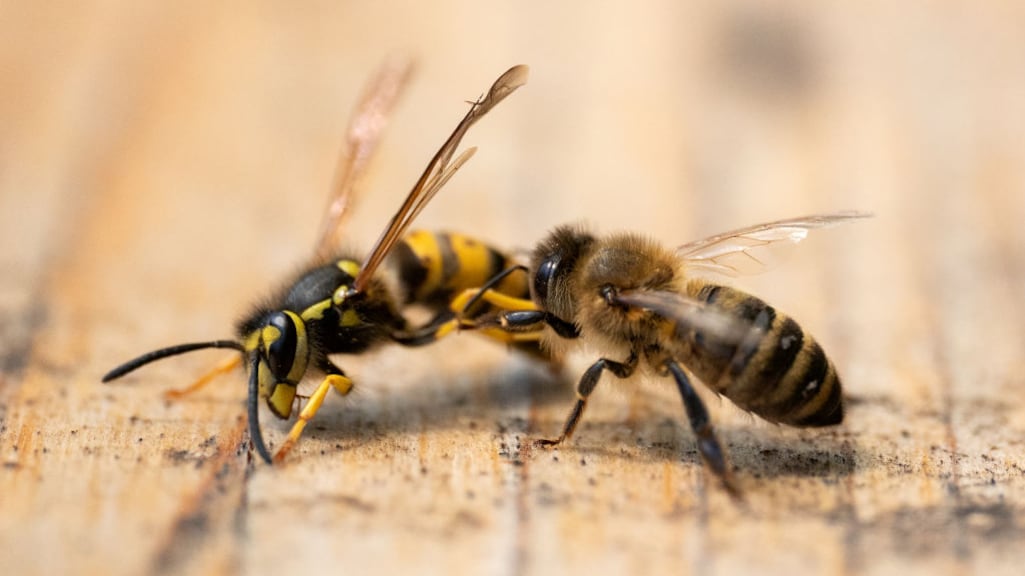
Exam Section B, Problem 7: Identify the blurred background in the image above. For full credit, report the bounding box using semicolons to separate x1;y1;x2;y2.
2;2;1024;575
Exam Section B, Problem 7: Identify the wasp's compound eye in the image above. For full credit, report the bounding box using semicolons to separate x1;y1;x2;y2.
263;312;298;382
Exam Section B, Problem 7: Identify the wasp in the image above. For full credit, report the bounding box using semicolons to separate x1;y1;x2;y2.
445;212;868;494
103;62;530;463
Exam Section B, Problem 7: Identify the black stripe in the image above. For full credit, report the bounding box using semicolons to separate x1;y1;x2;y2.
795;373;844;427
699;284;721;305
692;285;729;360
729;305;776;378
390;240;427;304
485;246;508;286
438;233;460;288
751;316;804;400
772;340;830;423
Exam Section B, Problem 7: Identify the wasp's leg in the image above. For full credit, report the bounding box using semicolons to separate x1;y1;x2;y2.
272;362;353;464
664;359;740;497
391;284;545;348
164;354;241;400
450;264;534;316
449;287;537;316
535;352;638;448
391;309;547;347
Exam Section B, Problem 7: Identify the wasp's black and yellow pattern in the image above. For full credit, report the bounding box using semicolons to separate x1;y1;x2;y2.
103;63;531;463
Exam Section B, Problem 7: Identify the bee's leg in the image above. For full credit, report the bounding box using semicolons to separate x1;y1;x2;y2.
536;352;638;448
272;362;352;464
498;310;580;339
664;359;740;497
391;288;545;347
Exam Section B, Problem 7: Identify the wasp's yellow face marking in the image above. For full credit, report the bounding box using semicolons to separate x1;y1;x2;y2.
267;382;297;419
261;324;282;347
256;359;274;399
255;311;310;414
284;311;309;383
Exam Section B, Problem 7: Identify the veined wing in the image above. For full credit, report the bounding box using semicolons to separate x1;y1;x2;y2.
314;56;415;261
353;65;529;292
677;211;871;276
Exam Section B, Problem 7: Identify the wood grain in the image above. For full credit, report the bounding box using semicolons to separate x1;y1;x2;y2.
2;2;1024;575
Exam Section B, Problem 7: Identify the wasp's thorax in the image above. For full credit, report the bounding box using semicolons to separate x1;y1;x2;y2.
238;259;405;419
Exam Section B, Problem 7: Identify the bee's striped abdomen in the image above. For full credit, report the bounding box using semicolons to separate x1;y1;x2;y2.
681;282;843;427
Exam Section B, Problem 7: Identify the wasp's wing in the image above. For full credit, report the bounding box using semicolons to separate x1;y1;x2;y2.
353;65;529;292
612;289;752;343
313;57;415;261
676;211;871;277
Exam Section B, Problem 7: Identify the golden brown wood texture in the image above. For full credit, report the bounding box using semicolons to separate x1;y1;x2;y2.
2;3;1024;575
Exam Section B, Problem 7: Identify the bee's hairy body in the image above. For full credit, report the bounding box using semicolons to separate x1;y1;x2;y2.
538;226;842;428
452;211;866;495
676;281;842;427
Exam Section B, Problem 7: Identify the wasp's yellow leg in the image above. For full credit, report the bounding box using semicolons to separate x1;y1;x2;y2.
393;288;542;347
273;373;353;463
164;354;242;400
449;287;538;315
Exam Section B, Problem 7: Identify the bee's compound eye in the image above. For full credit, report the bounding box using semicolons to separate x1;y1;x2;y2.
264;312;297;381
533;256;560;309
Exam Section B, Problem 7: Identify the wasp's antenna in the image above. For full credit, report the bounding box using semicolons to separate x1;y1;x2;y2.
102;340;246;382
247;355;273;464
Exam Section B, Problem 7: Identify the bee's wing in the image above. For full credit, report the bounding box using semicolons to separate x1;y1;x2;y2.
612;289;752;342
313;57;415;261
676;211;871;277
353;65;529;292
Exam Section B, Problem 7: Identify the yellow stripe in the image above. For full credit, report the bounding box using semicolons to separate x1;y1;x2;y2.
301;299;332;321
283;311;308;383
449;288;537;314
336;259;360;278
447;233;494;290
340;309;361;327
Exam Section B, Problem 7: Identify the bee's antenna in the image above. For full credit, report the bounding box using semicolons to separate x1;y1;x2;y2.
247;355;273;464
102;340;246;382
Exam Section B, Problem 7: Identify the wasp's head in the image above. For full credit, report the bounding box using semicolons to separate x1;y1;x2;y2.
245;310;310;421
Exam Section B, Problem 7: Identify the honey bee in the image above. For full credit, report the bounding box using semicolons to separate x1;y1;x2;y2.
103;61;531;463
452;213;868;494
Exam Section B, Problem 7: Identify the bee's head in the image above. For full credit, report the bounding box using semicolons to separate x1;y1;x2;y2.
531;225;595;321
247;310;310;421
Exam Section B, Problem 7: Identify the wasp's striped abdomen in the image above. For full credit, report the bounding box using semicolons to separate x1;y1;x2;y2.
389;230;529;307
677;281;843;427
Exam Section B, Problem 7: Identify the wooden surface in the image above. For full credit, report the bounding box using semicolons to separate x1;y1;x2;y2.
2;2;1024;575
